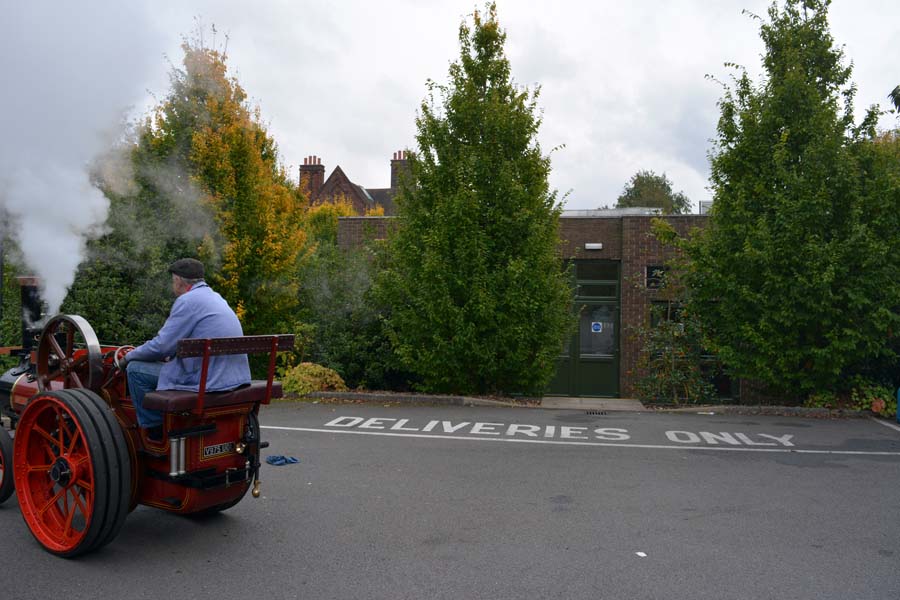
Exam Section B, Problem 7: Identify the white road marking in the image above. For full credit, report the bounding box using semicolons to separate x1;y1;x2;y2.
869;417;900;434
635;552;647;558
260;425;900;456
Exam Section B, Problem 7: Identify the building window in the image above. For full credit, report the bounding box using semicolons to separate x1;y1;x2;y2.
577;261;618;281
573;260;618;299
646;265;669;289
650;300;682;328
576;283;617;298
579;304;616;356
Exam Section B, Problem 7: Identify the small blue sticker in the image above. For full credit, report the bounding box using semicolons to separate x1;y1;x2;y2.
591;322;602;333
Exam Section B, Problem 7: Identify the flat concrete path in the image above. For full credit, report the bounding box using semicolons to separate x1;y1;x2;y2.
540;396;646;411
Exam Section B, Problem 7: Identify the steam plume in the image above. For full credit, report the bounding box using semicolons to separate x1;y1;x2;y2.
0;2;162;315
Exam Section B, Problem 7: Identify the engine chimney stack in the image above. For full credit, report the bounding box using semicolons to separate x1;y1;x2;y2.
17;277;43;352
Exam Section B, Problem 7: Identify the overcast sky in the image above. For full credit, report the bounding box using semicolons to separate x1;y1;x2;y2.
5;0;900;215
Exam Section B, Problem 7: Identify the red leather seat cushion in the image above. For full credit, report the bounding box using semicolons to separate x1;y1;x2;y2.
143;380;283;412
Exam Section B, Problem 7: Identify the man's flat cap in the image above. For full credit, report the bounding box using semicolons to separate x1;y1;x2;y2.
168;258;205;280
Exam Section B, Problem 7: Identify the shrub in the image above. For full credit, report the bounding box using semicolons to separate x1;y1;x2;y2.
633;302;716;405
297;243;414;391
803;379;897;417
849;380;896;416
281;362;348;396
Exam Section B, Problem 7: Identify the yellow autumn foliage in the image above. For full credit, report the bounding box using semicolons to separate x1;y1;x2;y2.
305;195;357;245
170;42;307;334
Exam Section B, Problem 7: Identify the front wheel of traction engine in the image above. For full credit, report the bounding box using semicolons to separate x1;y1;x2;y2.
13;389;132;557
0;429;14;504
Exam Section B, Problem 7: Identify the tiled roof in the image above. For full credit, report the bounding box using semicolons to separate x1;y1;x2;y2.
366;188;396;215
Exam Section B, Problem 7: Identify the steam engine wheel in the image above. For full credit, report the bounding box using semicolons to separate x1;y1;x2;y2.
13;389;131;557
36;315;103;393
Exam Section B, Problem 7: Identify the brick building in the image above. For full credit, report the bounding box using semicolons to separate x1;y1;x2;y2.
337;209;714;399
299;151;409;215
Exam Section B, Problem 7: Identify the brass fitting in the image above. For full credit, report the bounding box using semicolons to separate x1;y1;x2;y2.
252;479;261;498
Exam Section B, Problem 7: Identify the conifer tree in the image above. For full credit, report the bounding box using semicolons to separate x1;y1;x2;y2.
377;4;572;395
687;0;898;396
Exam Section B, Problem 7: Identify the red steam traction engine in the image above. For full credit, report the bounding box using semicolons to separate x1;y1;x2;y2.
0;278;294;557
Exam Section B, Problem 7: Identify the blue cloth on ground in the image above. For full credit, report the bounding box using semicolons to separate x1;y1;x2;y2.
266;455;299;466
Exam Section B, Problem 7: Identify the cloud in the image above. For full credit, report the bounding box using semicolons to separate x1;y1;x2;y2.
510;24;579;87
4;0;897;266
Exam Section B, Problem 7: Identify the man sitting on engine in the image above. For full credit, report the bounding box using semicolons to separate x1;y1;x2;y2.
120;258;251;442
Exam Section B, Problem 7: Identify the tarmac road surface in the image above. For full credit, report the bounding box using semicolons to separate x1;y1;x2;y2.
1;402;898;600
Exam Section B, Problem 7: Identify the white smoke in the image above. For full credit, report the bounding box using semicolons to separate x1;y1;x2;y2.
0;1;163;315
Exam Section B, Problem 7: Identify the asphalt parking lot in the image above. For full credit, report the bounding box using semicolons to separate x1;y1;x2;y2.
1;402;898;600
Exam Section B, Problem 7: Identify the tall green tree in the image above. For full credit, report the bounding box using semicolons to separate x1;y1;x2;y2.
890;85;900;111
376;4;573;395
68;36;306;341
614;170;691;214
686;0;899;397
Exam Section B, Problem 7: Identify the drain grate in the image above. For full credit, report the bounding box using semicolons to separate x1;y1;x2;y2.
585;410;607;416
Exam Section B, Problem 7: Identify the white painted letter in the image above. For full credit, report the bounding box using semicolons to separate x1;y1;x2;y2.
758;434;794;447
422;420;439;432
471;422;503;435
699;432;741;445
506;424;540;437
359;418;395;429
560;426;589;440
390;419;420;432
442;421;471;433
325;416;364;428
734;433;775;446
594;428;630;441
666;431;701;443
544;426;556;438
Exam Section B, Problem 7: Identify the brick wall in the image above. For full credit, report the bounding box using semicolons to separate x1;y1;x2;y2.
558;217;622;259
337;214;709;398
616;216;707;396
337;216;394;249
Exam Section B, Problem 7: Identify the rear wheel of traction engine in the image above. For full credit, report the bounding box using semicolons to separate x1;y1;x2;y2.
0;429;14;504
188;411;260;518
13;389;131;557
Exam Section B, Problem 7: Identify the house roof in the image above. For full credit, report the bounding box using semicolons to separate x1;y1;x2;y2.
366;188;396;215
318;165;372;210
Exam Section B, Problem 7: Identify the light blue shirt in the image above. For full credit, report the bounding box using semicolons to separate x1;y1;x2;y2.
127;282;251;392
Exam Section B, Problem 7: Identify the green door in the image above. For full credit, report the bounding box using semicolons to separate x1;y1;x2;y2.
573;302;619;396
547;261;620;397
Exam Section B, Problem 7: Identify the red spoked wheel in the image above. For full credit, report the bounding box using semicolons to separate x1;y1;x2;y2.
36;315;103;393
13;389;131;557
0;429;13;504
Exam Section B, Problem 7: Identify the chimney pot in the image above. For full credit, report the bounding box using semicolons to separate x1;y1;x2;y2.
299;154;326;201
391;149;409;190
